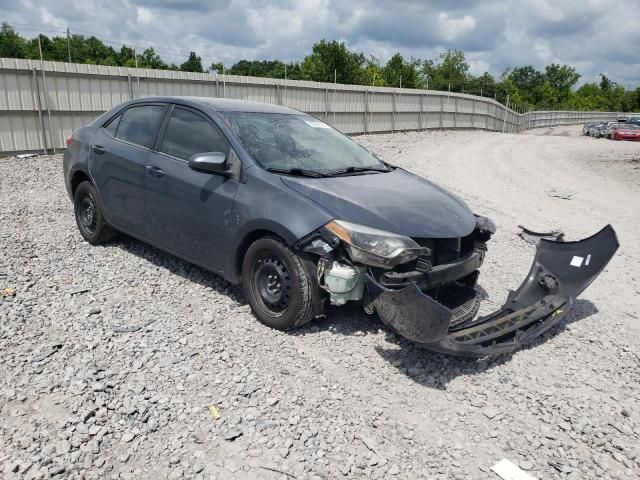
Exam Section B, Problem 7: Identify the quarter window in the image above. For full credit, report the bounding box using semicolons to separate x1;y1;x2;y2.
160;107;231;161
104;114;121;137
115;105;166;149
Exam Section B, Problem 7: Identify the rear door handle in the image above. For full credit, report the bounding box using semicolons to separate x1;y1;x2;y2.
146;165;165;178
92;144;105;155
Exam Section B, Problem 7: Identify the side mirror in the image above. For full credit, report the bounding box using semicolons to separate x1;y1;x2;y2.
188;152;228;174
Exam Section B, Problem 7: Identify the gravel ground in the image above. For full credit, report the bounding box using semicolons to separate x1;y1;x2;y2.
1;125;639;480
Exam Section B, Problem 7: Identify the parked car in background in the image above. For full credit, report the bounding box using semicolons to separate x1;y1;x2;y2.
62;97;618;357
582;122;599;135
588;123;605;137
612;124;640;141
597;121;622;139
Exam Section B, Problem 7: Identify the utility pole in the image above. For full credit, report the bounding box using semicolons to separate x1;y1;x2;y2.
66;27;71;62
37;35;55;154
502;94;510;133
334;69;337;84
134;47;140;95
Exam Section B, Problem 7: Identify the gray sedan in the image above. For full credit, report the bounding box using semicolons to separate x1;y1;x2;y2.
63;97;618;356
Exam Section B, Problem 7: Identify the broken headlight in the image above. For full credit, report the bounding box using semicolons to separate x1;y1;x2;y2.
325;219;424;269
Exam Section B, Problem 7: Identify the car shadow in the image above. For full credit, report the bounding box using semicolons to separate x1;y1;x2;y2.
295;298;599;390
106;235;246;302
371;298;599;389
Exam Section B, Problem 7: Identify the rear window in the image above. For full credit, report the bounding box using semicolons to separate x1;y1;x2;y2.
115;105;166;149
160;107;230;160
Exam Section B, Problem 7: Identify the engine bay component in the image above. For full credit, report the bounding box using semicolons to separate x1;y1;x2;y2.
319;260;365;306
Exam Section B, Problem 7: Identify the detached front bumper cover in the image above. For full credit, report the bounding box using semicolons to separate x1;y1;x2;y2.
367;225;619;357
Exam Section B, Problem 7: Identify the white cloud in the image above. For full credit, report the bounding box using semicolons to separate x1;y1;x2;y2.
39;7;66;29
136;6;154;25
2;0;638;86
436;13;476;42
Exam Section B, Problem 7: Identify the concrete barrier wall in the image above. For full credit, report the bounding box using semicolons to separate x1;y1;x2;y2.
0;58;632;153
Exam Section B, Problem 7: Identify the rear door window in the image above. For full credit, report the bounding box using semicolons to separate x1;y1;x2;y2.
159;107;231;161
115;105;166;149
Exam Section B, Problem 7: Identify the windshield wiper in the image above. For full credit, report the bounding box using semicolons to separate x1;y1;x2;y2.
323;166;391;177
265;167;326;178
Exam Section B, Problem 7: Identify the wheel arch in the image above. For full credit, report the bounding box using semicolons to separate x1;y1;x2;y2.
70;169;92;197
234;228;290;282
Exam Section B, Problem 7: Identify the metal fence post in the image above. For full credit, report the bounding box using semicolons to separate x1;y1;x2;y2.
453;95;458;129
364;90;368;134
418;94;423;131
439;94;444;129
392;91;396;132
324;87;329;123
127;74;133;100
471;98;476;129
32;67;48;154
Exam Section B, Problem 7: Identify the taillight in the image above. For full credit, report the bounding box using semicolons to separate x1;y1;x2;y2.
66;135;74;147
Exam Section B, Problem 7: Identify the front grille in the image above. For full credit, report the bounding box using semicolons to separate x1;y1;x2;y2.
414;233;476;266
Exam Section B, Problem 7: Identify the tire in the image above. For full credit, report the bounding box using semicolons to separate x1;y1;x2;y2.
73;181;118;244
242;236;315;330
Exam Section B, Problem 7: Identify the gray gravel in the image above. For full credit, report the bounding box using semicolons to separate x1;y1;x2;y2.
1;126;639;479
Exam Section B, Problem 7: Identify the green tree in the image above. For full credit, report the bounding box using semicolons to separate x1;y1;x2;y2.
422;50;470;92
180;51;203;73
361;56;386;86
544;64;580;104
0;23;28;58
210;62;224;74
138;47;167;69
465;71;497;97
300;40;365;84
382;53;420;88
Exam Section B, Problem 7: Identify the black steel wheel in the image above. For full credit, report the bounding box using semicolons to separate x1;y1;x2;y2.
242;236;315;330
252;253;292;312
73;181;118;244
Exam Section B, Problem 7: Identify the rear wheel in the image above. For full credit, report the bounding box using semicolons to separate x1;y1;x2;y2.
242;236;315;330
74;181;118;244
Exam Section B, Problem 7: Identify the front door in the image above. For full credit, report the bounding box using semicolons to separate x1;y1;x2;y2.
144;105;239;271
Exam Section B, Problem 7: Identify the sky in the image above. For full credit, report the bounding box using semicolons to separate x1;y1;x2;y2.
3;0;640;87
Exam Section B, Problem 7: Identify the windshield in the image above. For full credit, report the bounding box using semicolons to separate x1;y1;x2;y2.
222;112;386;172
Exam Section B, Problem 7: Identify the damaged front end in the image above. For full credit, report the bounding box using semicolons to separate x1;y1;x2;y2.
297;217;619;357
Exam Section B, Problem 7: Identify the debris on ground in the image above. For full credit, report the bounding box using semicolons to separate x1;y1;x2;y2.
518;225;565;245
32;344;63;362
209;405;221;420
491;459;537;480
547;188;576;200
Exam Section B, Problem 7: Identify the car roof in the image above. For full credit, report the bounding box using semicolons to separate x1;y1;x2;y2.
131;96;301;115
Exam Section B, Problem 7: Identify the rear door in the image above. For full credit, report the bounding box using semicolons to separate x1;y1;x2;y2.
89;103;168;236
144;105;239;271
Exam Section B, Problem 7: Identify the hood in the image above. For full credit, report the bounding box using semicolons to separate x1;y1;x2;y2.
281;168;475;238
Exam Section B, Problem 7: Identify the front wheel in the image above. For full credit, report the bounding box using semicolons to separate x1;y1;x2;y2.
242;236;315;330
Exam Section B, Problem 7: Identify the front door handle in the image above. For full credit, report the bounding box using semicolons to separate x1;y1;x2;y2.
146;165;166;178
92;144;105;155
